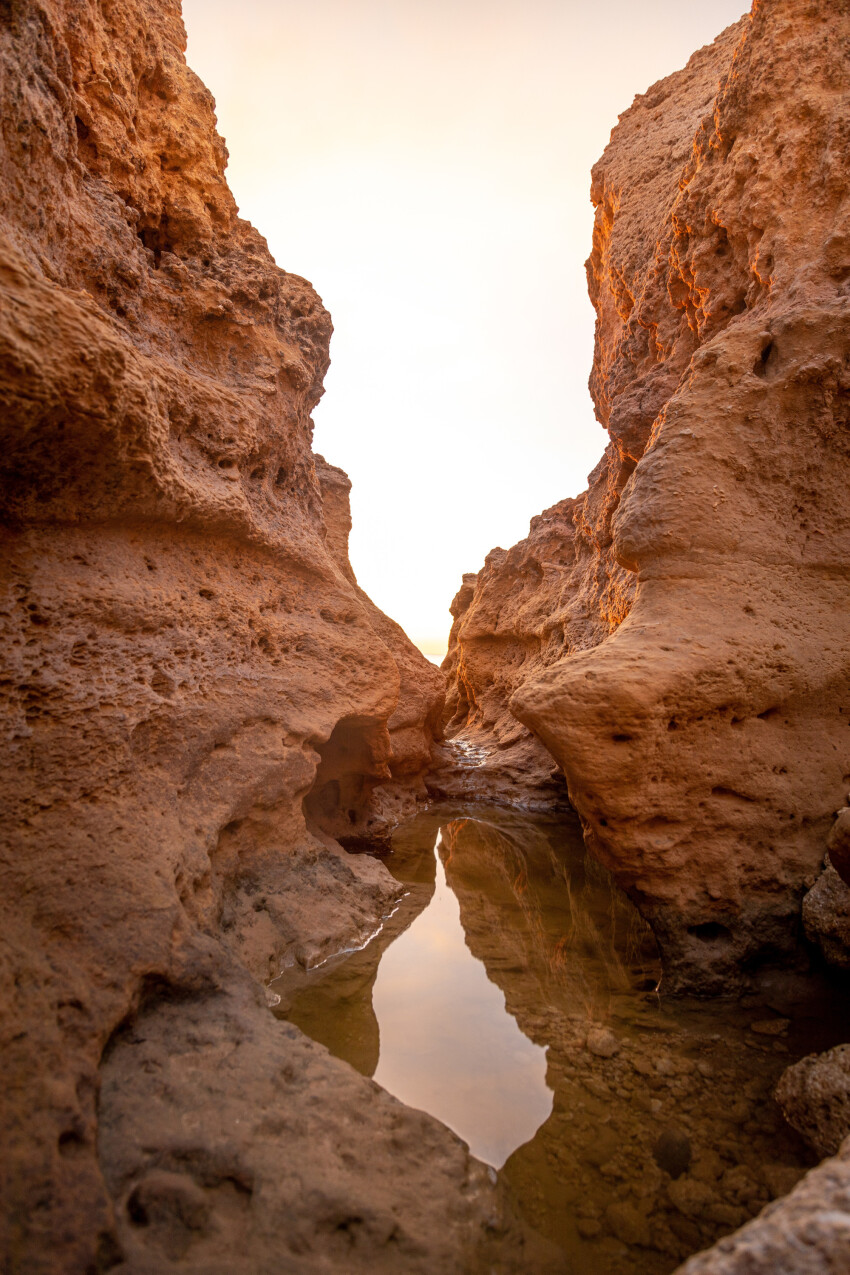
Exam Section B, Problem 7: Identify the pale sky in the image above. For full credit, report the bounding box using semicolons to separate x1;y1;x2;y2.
183;0;747;655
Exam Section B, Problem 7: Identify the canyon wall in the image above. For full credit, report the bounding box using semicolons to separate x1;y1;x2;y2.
0;3;543;1271
444;0;850;994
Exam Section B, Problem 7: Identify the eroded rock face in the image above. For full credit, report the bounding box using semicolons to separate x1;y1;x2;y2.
434;523;578;809
802;858;850;972
676;1138;850;1275
444;0;850;993
97;983;534;1275
776;1046;850;1160
0;3;504;1271
827;806;850;886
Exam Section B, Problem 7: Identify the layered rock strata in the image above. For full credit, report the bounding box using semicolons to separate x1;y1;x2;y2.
444;0;850;994
0;4;533;1272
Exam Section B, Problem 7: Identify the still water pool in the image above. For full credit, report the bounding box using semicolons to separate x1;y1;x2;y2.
271;805;850;1273
371;837;551;1166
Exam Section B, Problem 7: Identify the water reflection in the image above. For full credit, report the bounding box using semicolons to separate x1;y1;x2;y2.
274;807;656;1167
273;806;850;1273
275;811;561;1166
372;831;551;1167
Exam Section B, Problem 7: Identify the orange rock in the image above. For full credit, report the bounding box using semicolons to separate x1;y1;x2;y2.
445;0;850;994
0;4;536;1273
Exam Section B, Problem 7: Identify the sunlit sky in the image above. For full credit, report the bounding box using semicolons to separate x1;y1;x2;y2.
183;0;746;655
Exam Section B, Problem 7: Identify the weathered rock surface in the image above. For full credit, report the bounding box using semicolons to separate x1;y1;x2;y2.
827;806;850;887
433;533;575;809
0;3;523;1272
776;1046;850;1160
676;1138;850;1274
444;0;850;994
707;1038;850;1275
98;981;533;1275
802;857;850;972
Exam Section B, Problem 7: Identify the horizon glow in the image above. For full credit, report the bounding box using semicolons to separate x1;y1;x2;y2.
182;0;747;655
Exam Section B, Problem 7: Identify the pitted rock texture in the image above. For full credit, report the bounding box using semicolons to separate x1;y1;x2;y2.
676;1137;850;1275
828;806;850;886
776;1046;850;1160
0;3;499;1272
802;857;850;973
444;0;850;994
97;983;542;1275
433;537;575;810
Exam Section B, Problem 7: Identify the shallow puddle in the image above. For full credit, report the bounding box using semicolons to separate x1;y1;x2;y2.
371;841;551;1167
271;805;850;1272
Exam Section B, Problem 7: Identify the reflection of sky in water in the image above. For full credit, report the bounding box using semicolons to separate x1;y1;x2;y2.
372;834;552;1168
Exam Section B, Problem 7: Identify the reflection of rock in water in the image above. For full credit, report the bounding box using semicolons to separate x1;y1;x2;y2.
280;944;385;1077
440;810;659;1029
272;825;438;1076
278;809;555;1168
276;806;850;1274
371;830;551;1168
436;812;849;1274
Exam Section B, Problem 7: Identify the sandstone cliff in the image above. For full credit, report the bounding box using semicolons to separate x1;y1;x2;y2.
444;0;850;996
0;4;538;1272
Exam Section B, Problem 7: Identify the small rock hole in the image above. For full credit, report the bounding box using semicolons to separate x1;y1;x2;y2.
688;921;731;943
652;1128;691;1179
754;339;777;378
150;669;175;698
58;1129;85;1157
126;1188;149;1227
